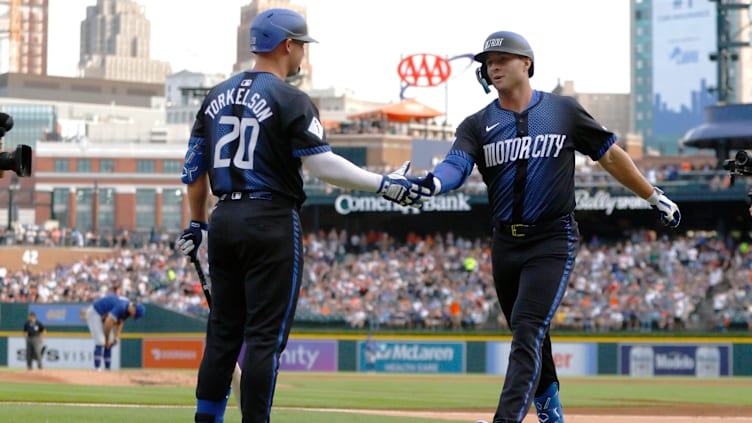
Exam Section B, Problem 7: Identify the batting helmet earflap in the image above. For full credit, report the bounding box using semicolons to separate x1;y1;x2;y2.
250;8;317;53
473;31;534;77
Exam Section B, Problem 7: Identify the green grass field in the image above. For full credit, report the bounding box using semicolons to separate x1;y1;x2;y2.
0;370;751;422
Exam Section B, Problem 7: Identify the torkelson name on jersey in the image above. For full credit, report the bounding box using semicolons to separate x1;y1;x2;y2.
203;88;273;122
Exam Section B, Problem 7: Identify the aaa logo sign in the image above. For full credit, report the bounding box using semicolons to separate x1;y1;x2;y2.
397;54;451;87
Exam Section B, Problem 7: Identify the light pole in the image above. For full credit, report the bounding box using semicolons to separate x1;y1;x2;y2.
7;175;19;231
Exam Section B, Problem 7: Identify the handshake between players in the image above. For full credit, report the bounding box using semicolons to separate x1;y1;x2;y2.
376;161;439;209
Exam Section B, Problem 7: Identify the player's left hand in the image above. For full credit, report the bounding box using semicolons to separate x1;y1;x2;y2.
176;220;208;261
647;187;680;228
377;161;423;208
409;172;441;198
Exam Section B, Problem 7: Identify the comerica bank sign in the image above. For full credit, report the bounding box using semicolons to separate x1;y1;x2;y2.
334;193;473;215
333;190;651;215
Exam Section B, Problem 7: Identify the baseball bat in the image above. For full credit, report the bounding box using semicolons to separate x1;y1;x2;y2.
191;258;243;413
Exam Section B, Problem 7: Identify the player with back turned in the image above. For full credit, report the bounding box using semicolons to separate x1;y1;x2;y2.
175;8;422;423
411;31;681;423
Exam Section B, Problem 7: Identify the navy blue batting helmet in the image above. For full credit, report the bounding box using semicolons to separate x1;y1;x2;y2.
474;31;534;77
250;8;317;53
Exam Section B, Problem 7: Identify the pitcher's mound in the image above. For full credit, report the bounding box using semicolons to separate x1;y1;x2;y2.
0;369;196;387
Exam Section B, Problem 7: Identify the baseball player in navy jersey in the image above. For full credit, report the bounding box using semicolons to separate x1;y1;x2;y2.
175;8;422;423
411;31;680;423
85;294;144;371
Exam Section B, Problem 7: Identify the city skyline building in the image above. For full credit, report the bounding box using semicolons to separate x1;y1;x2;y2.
232;0;313;91
78;0;170;83
0;0;48;75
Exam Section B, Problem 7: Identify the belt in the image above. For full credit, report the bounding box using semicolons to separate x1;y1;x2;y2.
493;214;570;238
217;191;300;209
219;191;273;201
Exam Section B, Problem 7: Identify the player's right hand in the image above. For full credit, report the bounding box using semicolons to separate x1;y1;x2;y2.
377;161;423;208
647;187;680;228
175;220;208;261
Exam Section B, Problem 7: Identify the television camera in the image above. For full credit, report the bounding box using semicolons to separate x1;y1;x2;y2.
724;150;752;177
0;113;32;177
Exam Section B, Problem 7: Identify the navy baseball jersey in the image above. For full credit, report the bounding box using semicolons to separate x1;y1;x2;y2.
23;320;44;337
93;295;132;321
452;90;615;223
182;71;330;203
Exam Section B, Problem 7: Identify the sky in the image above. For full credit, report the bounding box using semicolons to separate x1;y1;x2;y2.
47;0;630;126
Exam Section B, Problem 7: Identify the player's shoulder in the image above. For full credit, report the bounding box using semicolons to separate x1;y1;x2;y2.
540;90;580;109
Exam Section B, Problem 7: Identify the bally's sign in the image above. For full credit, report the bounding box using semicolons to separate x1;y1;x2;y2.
574;189;652;215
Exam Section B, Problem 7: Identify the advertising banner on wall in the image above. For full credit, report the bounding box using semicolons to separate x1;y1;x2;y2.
237;339;338;372
29;304;88;326
8;336;120;369
651;0;716;136
143;339;204;369
619;344;731;377
356;340;465;373
486;342;597;376
279;340;337;372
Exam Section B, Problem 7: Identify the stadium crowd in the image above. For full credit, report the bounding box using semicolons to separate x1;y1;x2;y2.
0;226;750;333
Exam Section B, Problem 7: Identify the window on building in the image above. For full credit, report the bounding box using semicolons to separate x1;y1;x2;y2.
163;160;182;174
137;160;155;173
162;189;183;230
52;188;69;227
100;159;114;173
136;189;156;231
98;188;115;232
76;188;93;231
54;159;69;172
77;159;92;173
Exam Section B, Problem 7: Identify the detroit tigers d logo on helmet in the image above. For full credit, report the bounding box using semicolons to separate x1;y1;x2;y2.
474;30;535;93
250;8;317;53
474;31;534;77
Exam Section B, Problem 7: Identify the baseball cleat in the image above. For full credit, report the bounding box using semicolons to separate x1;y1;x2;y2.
534;382;564;423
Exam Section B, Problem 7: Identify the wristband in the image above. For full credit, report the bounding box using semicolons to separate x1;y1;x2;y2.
645;187;662;206
190;220;208;230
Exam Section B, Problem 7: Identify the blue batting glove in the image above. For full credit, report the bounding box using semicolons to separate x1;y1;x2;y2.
409;172;441;198
646;187;680;228
175;220;208;261
378;161;423;208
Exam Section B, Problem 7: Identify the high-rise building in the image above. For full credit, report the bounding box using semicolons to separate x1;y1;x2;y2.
78;0;170;83
630;0;750;155
733;6;752;103
0;0;48;75
232;0;313;91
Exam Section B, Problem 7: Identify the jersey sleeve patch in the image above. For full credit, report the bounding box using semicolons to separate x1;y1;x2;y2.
307;117;324;140
181;136;208;184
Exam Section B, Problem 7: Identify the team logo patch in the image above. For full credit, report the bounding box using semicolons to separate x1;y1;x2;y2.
307;117;324;140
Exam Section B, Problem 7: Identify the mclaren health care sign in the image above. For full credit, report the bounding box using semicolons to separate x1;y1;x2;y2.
357;340;465;373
